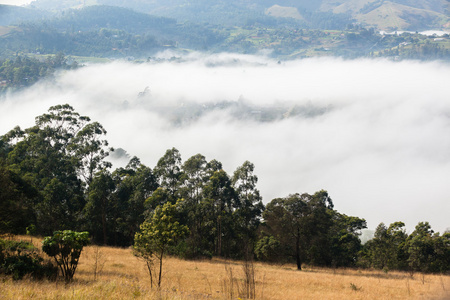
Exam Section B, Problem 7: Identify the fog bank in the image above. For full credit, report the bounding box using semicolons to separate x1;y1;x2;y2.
1;53;449;233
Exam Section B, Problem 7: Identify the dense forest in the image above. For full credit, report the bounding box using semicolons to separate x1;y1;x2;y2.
1;105;449;282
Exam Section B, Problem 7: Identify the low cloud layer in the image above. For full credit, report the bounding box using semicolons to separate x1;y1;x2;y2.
1;53;449;233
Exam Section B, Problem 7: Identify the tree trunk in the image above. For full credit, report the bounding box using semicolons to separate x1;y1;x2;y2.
146;260;153;288
296;234;302;270
102;208;107;245
158;249;164;287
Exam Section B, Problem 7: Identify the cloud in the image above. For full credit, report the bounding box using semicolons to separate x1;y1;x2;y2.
1;53;449;233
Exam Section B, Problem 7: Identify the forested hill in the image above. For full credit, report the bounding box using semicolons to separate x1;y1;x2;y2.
26;0;450;31
0;4;51;26
0;5;224;58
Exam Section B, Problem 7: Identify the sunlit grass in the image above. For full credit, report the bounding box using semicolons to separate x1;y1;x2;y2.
1;235;449;299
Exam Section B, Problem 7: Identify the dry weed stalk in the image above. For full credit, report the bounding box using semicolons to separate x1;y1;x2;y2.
91;245;107;280
221;258;257;300
406;278;411;295
239;258;256;299
221;263;235;299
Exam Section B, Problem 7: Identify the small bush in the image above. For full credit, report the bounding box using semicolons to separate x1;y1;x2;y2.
42;230;89;283
0;238;57;280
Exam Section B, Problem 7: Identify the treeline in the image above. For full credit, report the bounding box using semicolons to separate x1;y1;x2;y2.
0;105;448;274
0;54;76;92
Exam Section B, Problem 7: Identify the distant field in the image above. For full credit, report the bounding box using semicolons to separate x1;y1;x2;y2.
26;53;111;64
1;235;449;299
0;26;12;36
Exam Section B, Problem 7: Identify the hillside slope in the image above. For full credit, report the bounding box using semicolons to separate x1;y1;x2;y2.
321;0;449;30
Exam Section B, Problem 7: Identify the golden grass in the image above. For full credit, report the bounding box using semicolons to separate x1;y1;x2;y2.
1;236;449;299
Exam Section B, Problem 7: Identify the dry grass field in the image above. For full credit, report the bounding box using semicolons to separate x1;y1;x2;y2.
0;236;449;299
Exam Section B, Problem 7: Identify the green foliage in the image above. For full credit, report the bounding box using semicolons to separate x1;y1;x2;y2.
42;230;89;282
0;238;57;280
0;54;76;93
3;104;111;235
254;235;281;262
329;213;367;267
260;191;364;269
0;161;37;234
134;200;189;287
359;221;450;274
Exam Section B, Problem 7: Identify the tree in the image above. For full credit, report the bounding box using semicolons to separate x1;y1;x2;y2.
134;200;188;288
0;161;37;235
263;194;307;270
70;122;112;185
203;169;237;257
232;161;264;256
153;148;183;199
42;230;89;283
406;222;436;273
362;221;408;271
2;104;111;235
262;191;334;270
84;170;115;245
329;212;366;267
178;154;208;257
180;154;208;205
254;235;282;262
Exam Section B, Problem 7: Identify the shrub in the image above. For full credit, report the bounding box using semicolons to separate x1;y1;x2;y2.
42;230;89;283
0;238;57;280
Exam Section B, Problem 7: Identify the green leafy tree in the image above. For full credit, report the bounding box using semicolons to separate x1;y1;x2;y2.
2;104;111;235
0;161;37;234
178;154;208;257
96;157;158;247
84;170;115;245
232;161;264;256
329;212;366;267
262;194;306;270
406;222;436;273
254;235;282;262
153;148;183;200
362;222;408;271
262;191;333;270
42;230;89;282
134;200;189;288
203;169;237;257
70;122;112;185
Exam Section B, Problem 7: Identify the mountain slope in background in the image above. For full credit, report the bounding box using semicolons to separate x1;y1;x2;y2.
0;4;51;26
26;0;449;30
321;0;449;30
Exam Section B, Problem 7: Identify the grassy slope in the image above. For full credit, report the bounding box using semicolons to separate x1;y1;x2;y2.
0;26;13;36
358;1;447;30
1;235;449;299
321;0;449;30
265;5;304;20
323;0;374;14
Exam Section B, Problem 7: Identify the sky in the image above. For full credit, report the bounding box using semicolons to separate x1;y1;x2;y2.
1;52;449;234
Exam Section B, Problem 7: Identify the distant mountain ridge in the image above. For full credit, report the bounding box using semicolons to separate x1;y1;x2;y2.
25;0;449;30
